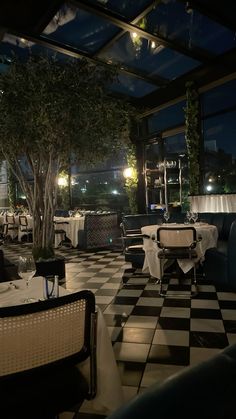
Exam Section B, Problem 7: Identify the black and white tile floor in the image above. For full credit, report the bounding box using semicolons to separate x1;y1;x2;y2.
2;242;236;407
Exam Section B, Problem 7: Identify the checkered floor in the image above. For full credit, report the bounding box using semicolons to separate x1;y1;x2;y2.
2;242;236;406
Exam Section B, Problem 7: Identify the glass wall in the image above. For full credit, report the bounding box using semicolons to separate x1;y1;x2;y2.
70;169;129;213
144;76;236;205
202;79;236;193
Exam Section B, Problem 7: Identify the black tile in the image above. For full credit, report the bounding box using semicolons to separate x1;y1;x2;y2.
148;344;189;366
112;296;139;305
168;284;191;292
141;290;161;298
163;298;191;308
219;300;236;309
190;331;228;348
157;317;190;331
194;292;218;300
131;306;162;316
122;284;145;290
116;327;155;344
223;320;236;333
191;308;222;319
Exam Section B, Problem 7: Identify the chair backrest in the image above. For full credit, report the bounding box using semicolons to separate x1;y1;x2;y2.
19;215;28;227
157;227;197;249
6;214;15;225
0;290;96;385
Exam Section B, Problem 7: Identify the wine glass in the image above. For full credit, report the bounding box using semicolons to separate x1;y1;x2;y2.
186;210;192;224
191;212;198;223
18;256;36;303
163;211;170;223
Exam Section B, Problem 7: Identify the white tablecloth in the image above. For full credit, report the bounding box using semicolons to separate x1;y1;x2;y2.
0;277;124;414
141;223;218;279
0;215;85;248
54;216;85;248
0;214;33;241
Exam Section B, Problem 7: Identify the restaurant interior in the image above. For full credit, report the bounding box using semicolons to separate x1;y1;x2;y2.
1;1;236;418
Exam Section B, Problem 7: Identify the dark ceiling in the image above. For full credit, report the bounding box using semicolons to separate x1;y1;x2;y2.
0;0;236;112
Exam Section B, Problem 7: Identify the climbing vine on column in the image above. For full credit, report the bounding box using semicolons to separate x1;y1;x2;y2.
184;81;201;195
125;145;138;214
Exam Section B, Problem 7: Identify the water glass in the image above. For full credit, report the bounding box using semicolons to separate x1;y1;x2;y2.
43;276;59;299
18;255;36;303
191;212;198;223
186;211;192;223
164;211;170;223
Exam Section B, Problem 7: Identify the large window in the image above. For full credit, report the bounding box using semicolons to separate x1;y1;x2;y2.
202;79;236;194
147;100;185;134
203;109;236;193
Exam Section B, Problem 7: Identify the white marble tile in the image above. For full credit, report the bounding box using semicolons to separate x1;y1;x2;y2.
141;363;185;388
160;307;191;318
153;329;189;346
113;342;150;362
125;315;158;329
191;299;220;309
190;318;225;332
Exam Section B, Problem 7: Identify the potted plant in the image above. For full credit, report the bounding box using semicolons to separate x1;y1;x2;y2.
0;54;134;275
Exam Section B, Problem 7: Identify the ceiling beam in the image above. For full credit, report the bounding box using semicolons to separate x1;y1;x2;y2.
71;0;214;64
6;29;168;87
137;46;236;111
93;0;162;57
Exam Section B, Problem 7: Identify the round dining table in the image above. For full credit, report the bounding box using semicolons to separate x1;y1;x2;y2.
141;222;218;279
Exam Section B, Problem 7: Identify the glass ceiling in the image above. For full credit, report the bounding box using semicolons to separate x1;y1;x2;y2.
0;0;235;102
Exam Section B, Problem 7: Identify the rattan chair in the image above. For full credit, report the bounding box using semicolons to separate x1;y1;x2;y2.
5;214;18;241
18;215;33;242
155;226;200;298
0;290;97;419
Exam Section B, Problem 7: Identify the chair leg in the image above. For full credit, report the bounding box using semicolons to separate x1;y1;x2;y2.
159;259;165;297
190;263;199;298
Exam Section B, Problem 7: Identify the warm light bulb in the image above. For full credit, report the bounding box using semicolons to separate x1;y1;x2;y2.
58;177;68;187
123;167;133;178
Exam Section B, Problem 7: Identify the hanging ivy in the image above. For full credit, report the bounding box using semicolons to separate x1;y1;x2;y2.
184;81;201;195
125;145;138;214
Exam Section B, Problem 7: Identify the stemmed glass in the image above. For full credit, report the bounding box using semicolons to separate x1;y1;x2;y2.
18;256;36;303
191;212;198;223
186;211;192;224
163;211;170;223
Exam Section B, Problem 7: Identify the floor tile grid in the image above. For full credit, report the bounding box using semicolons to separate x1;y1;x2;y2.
2;243;236;399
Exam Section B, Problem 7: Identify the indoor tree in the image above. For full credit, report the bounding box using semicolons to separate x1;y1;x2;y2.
0;54;135;260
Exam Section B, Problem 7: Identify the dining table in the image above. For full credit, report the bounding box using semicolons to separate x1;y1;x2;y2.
0;214;85;248
141;222;218;280
53;215;85;248
0;277;124;415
